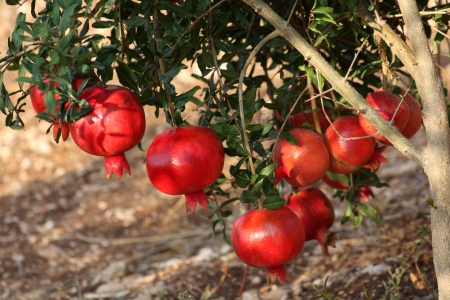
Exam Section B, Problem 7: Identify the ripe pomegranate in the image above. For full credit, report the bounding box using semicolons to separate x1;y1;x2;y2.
325;116;376;174
377;87;422;139
30;76;88;141
69;84;146;179
285;187;335;255
146;126;224;212
272;128;330;187
358;91;410;145
231;206;305;284
322;173;375;202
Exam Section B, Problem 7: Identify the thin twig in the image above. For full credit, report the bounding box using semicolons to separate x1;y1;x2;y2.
238;31;281;176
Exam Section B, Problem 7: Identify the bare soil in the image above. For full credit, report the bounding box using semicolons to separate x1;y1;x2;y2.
0;3;437;300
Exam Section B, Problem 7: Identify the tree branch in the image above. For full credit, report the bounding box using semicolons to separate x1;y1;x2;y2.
242;0;424;167
356;0;417;72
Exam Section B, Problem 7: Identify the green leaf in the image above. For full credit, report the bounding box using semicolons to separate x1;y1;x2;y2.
0;74;6;114
240;190;257;204
6;0;20;5
36;112;56;122
259;163;278;177
117;62;139;91
195;0;210;16
44;89;56;114
325;171;349;186
234;170;251;188
161;65;187;84
353;212;363;229
281;131;297;146
61;4;78;34
92;21;116;28
155;0;195;18
358;203;382;225
263;196;286;210
220;69;239;82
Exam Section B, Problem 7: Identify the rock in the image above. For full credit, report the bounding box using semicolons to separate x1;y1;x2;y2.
241;289;260;300
361;263;391;275
91;261;128;285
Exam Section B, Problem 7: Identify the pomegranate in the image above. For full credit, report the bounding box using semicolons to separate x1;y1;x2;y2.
146;126;224;212
231;206;305;284
322;173;375;202
285;187;335;255
377;87;422;139
325;116;376;174
69;84;146;179
272;128;330;187
358;91;410;145
30;76;88;141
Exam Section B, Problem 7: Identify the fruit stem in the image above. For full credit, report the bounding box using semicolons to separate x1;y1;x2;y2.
153;0;177;128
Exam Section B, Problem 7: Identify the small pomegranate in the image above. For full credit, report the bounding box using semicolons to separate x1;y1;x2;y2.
231;206;305;284
322;173;375;202
325;116;376;174
69;84;146;179
146;126;224;212
30;76;89;141
285;187;335;255
273;128;330;187
358;91;410;145
377;87;422;139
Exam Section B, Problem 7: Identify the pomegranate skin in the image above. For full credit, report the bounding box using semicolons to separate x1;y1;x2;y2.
325;116;376;174
285;188;335;254
146;126;225;212
358;91;410;145
231;206;305;284
272;128;330;187
69;85;146;178
376;87;422;139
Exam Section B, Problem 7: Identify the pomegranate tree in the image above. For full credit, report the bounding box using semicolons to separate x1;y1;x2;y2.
231;206;305;284
146;126;225;212
69;84;146;179
272;128;330;187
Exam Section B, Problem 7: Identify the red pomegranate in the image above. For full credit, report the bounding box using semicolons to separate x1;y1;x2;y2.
231;206;305;284
285;187;335;254
377;87;422;139
30;76;88;141
358;91;410;145
69;84;146;179
146;126;224;212
325;116;376;174
272;128;330;187
321;173;375;202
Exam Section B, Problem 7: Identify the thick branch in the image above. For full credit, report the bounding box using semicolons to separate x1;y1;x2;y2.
357;1;417;72
242;0;424;167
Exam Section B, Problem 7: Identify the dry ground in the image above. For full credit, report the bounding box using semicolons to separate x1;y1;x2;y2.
0;2;440;300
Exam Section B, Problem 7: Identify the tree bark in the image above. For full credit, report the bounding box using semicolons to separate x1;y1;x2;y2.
395;1;450;298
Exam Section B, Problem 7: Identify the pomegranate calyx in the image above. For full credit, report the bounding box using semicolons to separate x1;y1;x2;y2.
53;122;70;142
273;163;286;187
104;154;131;179
364;145;388;172
266;265;292;285
185;190;209;213
356;186;375;202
